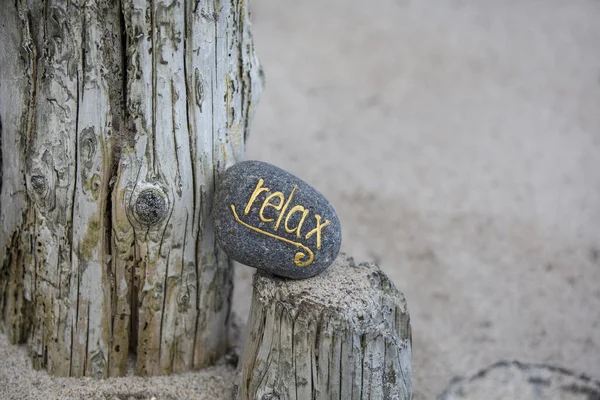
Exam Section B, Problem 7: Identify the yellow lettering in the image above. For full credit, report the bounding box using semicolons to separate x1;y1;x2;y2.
305;214;330;249
284;205;310;238
231;205;314;266
234;179;332;267
274;185;297;231
244;178;270;215
259;192;285;222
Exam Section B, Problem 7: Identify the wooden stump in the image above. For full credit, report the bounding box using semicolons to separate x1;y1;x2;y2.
0;0;262;377
235;254;412;400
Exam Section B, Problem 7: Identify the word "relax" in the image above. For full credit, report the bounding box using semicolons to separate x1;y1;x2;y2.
230;178;330;267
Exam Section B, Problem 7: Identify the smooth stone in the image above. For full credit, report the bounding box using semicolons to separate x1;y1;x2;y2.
213;160;342;279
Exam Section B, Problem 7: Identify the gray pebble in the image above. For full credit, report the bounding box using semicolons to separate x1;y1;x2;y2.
213;160;342;279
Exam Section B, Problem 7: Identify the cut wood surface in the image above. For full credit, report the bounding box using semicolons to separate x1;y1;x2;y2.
0;0;262;377
235;254;413;400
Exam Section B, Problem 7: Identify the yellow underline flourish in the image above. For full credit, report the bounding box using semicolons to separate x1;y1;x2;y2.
230;205;314;267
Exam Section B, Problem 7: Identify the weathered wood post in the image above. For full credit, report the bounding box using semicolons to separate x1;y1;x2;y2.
0;0;262;377
235;254;413;399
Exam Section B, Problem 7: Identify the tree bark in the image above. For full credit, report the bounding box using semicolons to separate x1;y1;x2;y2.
235;254;413;400
0;0;262;378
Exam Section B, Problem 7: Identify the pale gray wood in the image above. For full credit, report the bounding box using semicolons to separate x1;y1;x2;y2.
235;254;413;400
0;0;262;377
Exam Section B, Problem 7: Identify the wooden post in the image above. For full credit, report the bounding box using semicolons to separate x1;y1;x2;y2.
235;254;413;400
0;0;262;377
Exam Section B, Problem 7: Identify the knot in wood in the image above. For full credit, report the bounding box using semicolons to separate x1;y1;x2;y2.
134;188;167;225
30;175;47;195
177;289;190;312
80;127;97;167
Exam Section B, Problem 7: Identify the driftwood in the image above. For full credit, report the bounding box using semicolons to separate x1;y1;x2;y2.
235;254;412;399
0;0;262;377
440;360;600;400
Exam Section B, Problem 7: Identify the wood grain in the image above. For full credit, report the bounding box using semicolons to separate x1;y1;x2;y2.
0;0;262;377
236;254;413;399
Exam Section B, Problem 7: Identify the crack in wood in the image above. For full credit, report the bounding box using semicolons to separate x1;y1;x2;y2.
2;0;261;378
237;256;412;399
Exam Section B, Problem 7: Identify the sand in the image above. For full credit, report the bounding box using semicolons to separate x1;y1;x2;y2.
243;0;600;398
2;0;600;399
0;332;236;400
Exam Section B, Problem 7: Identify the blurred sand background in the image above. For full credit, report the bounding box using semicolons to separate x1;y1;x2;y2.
240;0;600;398
2;0;600;399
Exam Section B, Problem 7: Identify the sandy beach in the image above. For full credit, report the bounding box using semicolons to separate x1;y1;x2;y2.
2;0;600;398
